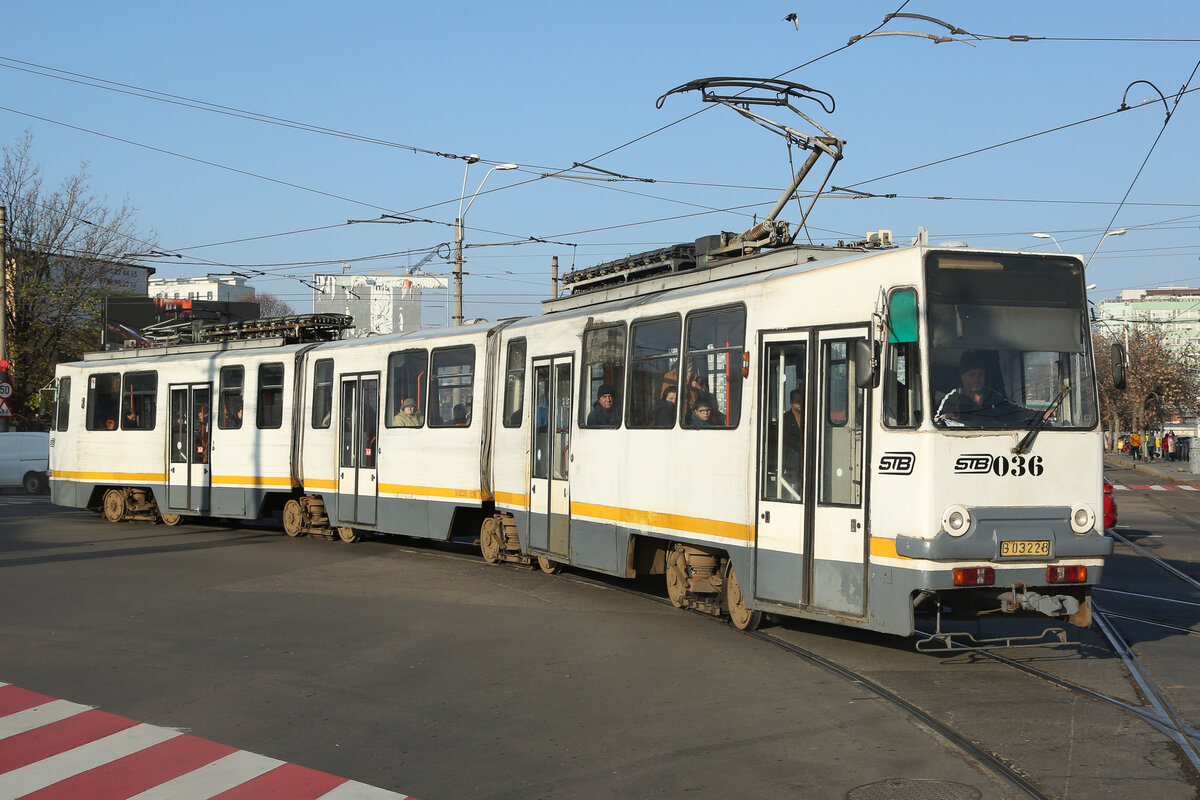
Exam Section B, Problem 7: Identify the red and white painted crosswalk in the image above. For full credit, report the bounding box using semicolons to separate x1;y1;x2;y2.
1111;484;1199;492
0;683;415;800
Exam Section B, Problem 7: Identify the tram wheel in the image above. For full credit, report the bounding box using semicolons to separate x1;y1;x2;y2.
725;563;762;631
480;517;503;564
102;489;126;523
664;545;688;608
337;526;360;543
537;556;560;574
160;512;183;527
282;500;304;537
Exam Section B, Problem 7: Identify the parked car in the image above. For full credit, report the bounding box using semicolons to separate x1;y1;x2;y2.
1103;477;1118;530
0;432;49;494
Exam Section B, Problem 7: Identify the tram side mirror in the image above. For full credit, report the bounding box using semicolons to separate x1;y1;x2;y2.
854;339;879;389
39;389;53;415
1111;343;1127;391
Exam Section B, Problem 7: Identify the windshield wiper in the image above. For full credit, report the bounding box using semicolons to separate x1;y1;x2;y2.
1013;382;1069;455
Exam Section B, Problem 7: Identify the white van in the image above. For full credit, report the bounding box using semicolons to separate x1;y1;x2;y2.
0;432;50;493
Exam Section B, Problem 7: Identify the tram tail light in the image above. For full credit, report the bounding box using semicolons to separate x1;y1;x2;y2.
1047;565;1087;583
742;351;750;378
953;567;994;586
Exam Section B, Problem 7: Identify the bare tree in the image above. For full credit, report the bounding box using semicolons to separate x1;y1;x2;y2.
1093;325;1200;448
1;131;154;427
253;291;294;318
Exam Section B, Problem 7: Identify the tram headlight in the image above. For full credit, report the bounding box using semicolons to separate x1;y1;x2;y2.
1070;504;1096;534
941;504;971;537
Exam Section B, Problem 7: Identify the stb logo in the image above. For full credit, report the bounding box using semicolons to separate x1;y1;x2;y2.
879;452;915;475
954;454;993;474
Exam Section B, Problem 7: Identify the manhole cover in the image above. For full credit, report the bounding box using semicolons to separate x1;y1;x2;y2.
846;778;982;800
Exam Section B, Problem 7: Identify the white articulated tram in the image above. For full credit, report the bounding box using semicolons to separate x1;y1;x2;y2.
50;235;1112;645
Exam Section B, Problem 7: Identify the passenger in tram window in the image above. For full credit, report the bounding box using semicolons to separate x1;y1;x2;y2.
687;397;717;426
194;405;210;463
452;404;469;426
100;375;121;430
392;398;422;427
935;351;1053;428
783;388;804;483
685;367;720;422
651;386;677;427
223;394;243;426
586;383;620;427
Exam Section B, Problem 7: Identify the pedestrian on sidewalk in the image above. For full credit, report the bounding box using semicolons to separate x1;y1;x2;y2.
1131;431;1142;460
1169;432;1178;461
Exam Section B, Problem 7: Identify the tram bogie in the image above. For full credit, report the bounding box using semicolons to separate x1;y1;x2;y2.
49;236;1112;645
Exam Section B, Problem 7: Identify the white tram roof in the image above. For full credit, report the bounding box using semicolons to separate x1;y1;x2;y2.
69;336;313;368
509;242;912;330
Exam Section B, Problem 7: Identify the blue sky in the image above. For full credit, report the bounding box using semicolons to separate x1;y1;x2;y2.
5;2;1199;322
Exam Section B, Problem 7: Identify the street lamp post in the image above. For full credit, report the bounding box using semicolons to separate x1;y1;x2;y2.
453;156;517;326
1032;232;1063;252
1084;228;1126;269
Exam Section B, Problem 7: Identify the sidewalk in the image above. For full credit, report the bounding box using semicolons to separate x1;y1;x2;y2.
1104;450;1199;483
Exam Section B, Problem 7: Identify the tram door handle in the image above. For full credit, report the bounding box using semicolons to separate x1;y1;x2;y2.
761;510;770;523
850;519;861;532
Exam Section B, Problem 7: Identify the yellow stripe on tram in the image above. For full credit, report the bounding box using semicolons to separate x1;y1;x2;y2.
571;501;753;543
211;475;294;487
378;483;482;501
494;491;528;507
869;537;906;560
51;470;166;483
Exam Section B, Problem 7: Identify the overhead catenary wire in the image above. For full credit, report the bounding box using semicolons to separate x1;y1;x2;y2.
1084;60;1200;266
5;5;1197;321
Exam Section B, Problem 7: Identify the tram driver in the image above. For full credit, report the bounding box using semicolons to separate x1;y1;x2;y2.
935;351;1054;428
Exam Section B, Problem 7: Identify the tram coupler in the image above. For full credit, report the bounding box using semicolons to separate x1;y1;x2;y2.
998;588;1081;619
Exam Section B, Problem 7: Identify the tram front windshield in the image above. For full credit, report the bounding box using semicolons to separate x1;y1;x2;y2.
927;253;1097;430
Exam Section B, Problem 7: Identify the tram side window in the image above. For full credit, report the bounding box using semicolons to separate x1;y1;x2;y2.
55;377;71;432
257;363;285;429
121;372;157;430
883;289;923;429
503;338;526;428
580;324;625;428
387;349;429;428
311;359;333;428
761;342;806;504
820;340;864;506
683;306;745;429
429;346;474;427
219;366;244;430
532;365;550;480
86;372;122;431
628;316;681;428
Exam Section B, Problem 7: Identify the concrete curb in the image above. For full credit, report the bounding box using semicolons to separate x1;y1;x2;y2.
1104;453;1198;482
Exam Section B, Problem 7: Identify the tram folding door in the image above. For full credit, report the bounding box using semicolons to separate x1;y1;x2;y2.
167;383;213;513
755;334;809;607
754;328;868;617
810;328;868;617
528;357;572;559
337;374;380;526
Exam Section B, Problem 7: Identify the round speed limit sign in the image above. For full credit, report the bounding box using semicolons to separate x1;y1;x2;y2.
0;382;11;399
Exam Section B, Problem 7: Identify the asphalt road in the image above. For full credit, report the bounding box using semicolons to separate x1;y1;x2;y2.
1099;460;1200;725
1;495;1198;799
